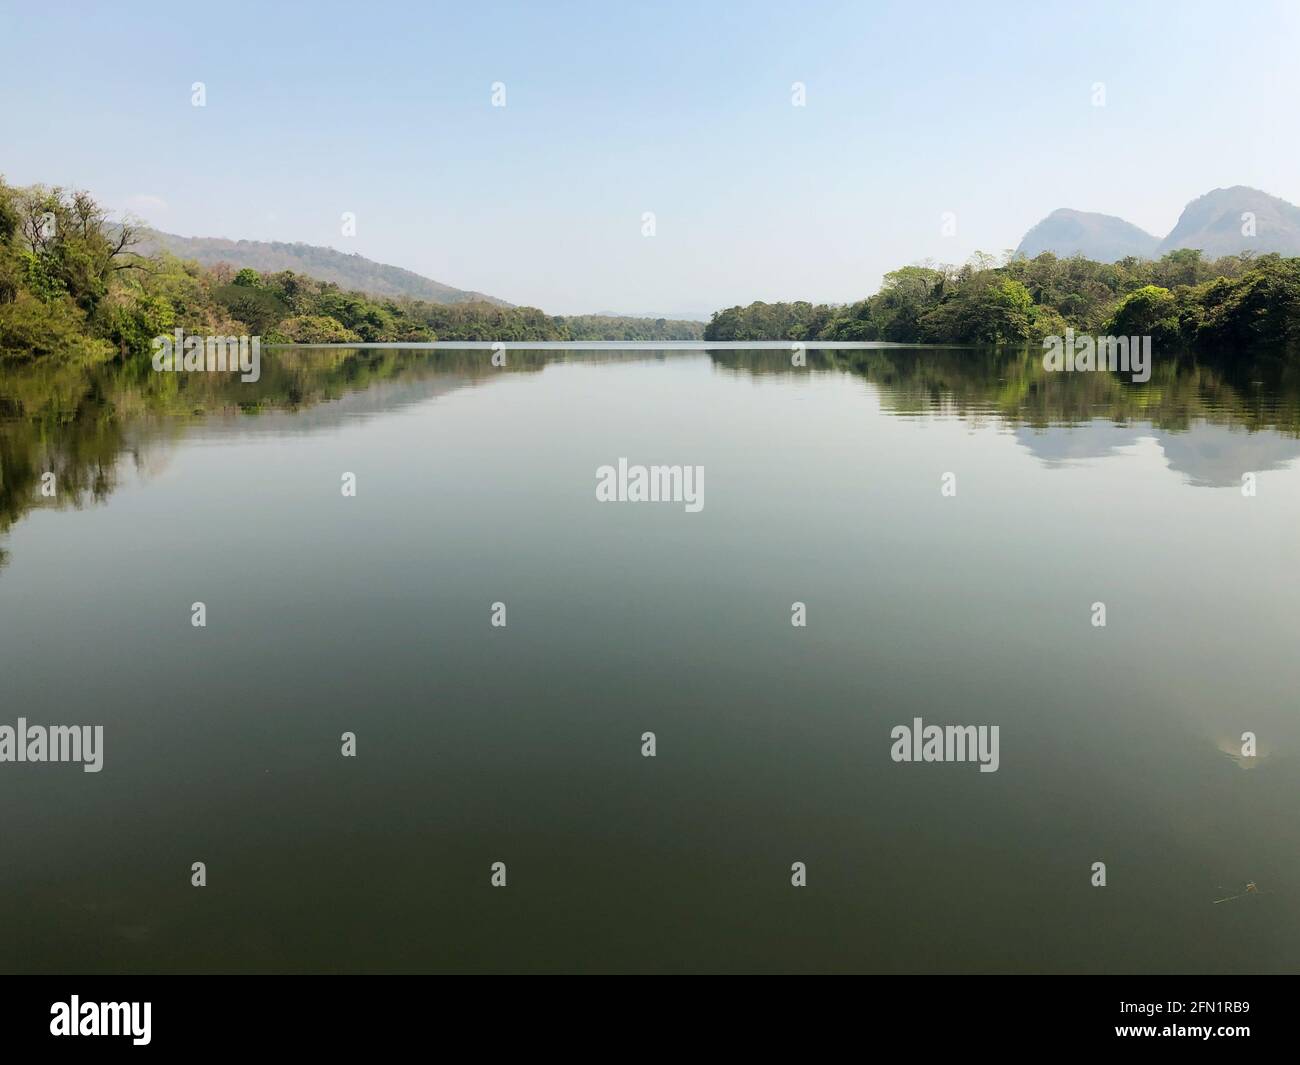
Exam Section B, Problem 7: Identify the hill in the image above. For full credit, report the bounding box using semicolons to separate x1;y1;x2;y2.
136;229;510;306
1017;187;1300;261
1015;208;1159;262
1158;186;1300;257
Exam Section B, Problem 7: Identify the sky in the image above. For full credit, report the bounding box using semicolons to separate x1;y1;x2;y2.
3;0;1299;316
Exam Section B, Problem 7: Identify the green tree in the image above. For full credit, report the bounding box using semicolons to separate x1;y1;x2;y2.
1106;284;1178;340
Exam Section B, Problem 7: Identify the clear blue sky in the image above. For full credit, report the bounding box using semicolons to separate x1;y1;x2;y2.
3;0;1298;315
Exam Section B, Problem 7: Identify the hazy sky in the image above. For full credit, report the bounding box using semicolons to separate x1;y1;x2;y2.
4;0;1298;315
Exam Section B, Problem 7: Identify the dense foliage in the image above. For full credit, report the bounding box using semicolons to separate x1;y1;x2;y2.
0;180;703;362
704;250;1300;349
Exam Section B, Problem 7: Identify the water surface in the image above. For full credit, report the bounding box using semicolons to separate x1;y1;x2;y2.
1;345;1297;973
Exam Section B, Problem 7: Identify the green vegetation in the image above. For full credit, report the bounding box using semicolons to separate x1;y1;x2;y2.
704;249;1300;350
0;181;149;363
0;179;702;363
136;228;508;305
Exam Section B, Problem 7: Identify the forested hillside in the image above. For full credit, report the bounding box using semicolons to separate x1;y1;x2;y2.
0;180;702;361
137;229;508;306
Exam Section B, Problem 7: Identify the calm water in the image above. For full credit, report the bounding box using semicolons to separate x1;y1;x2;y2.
1;345;1298;973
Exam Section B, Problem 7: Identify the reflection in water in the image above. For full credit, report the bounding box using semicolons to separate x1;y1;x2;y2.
2;342;1299;973
0;348;542;560
4;345;1300;559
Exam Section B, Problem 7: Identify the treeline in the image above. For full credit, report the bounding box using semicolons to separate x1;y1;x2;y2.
555;315;704;341
704;250;1300;349
0;179;702;362
207;273;703;343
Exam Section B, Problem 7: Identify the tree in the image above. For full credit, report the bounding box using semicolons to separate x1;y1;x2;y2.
274;314;362;344
1106;284;1178;339
871;266;945;341
9;185;145;318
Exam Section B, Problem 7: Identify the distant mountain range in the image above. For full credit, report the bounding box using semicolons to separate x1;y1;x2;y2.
136;229;510;306
1016;186;1300;261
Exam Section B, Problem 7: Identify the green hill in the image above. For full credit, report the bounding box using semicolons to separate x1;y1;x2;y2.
136;229;510;306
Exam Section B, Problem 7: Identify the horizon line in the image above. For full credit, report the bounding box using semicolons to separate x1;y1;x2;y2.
269;340;970;351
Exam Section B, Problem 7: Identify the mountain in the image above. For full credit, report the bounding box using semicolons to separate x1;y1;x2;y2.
136;229;510;306
1017;187;1300;262
1015;208;1160;262
1158;186;1300;257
